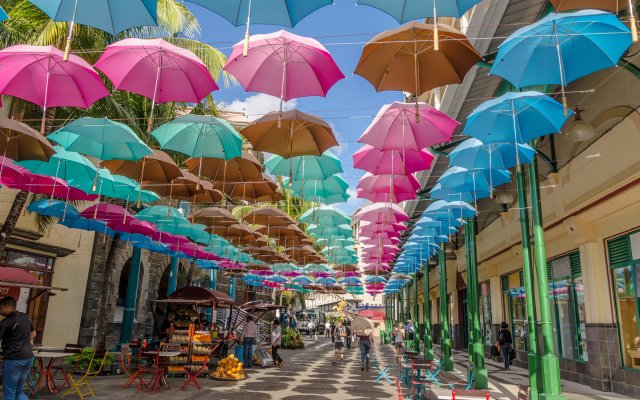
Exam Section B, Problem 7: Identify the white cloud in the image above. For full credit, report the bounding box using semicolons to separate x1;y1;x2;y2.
328;122;348;157
334;188;367;217
221;93;297;122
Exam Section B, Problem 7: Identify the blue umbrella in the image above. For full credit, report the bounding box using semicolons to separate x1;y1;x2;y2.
463;92;572;146
437;166;511;203
292;276;314;286
316;277;337;286
28;199;80;223
0;7;8;22
449;138;536;171
490;10;631;111
423;200;476;221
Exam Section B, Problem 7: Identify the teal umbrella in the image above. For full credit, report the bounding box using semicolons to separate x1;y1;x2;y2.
138;190;161;204
284;174;349;197
48;117;152;161
307;223;352;238
316;237;356;247
18;145;97;182
264;150;343;181
70;169;146;202
151;115;243;160
299;205;351;225
136;205;188;225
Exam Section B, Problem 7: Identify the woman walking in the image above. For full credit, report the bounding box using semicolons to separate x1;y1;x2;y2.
359;330;373;371
498;321;513;370
392;323;406;361
271;319;285;367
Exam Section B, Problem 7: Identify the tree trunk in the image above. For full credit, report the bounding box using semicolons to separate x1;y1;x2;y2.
0;191;30;255
96;232;121;349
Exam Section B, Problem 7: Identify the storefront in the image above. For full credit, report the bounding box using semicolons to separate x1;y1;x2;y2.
479;280;492;346
501;269;528;352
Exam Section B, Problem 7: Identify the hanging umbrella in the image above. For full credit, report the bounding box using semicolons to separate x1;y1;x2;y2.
30;0;158;60
306;224;352;238
430;182;484;203
353;145;434;175
95;38;219;132
240;110;337;158
28;199;79;221
184;150;262;182
243;206;294;227
136;205;188;226
299;205;350;225
357;172;421;202
102;149;181;184
188;180;224;204
0;118;56;162
356;188;414;204
0;45;109;133
148;170;202;200
285;174;349;199
490;10;632;113
81;203;132;223
0;7;7;21
19;145;96;183
48;117;151;161
213;175;284;203
423;200;476;222
191;207;238;227
355;203;410;223
355;22;482;101
449;138;536;171
10;173;93;202
265;150;343;181
437;166;511;201
0;157;28;187
358;102;458;151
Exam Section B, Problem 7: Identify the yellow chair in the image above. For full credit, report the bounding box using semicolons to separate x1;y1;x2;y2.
61;349;109;399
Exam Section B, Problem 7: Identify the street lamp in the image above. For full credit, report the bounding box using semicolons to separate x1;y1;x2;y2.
565;108;595;142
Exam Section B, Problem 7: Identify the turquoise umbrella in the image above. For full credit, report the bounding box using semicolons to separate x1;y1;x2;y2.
18;145;97;182
272;263;299;273
306;224;352;238
136;205;188;225
151;115;243;160
48;117;152;161
0;6;7;21
299;205;350;225
70;169;142;202
265;150;343;181
284;174;349;198
316;237;356;247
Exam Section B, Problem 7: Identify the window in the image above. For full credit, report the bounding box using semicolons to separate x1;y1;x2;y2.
502;270;528;351
479;281;492;345
608;233;640;369
547;252;588;361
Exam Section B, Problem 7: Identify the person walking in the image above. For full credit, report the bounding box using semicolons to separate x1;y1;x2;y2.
392;323;406;361
271;319;284;367
405;320;415;341
331;321;347;365
324;321;331;338
307;320;315;338
345;322;352;350
359;331;373;371
330;322;336;343
0;296;35;400
498;321;513;371
241;315;257;368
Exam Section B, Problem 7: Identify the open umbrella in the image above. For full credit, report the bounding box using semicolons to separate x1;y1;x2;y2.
353;145;434;175
299;205;350;225
102;149;181;184
265;150;343;181
449;138;536;171
30;0;158;60
223;30;343;116
549;1;637;43
0;157;27;187
356;0;485;49
184;150;262;182
48;117;152;161
187;180;224;204
18;145;97;184
355;203;410;223
0;45;109;133
243;206;294;227
437;166;511;203
213;175;284;203
490;10;632;114
285;174;349;200
95;38;219;132
0;118;56;162
0;6;7;21
355;22;482;103
357;172;420;203
240;110;337;158
150;170;203;201
191;207;238;227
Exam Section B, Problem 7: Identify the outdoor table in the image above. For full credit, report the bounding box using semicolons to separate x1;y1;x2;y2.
142;351;181;390
429;387;494;400
34;351;71;393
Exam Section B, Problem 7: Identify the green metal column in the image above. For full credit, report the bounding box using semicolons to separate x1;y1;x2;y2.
229;277;236;302
528;158;565;400
423;264;434;360
465;224;474;362
209;269;217;290
398;289;404;325
405;283;411;322
439;249;453;371
467;218;488;389
120;247;142;344
517;168;542;400
166;256;179;296
412;274;420;351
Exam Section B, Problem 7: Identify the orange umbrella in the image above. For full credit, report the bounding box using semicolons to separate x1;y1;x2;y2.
146;170;202;200
240;110;337;158
0;117;56;162
184;150;263;181
191;207;238;226
102;149;181;184
213;175;284;203
549;1;638;42
188;180;224;204
243;206;295;227
355;22;482;116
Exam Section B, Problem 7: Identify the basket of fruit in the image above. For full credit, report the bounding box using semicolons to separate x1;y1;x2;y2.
210;355;245;381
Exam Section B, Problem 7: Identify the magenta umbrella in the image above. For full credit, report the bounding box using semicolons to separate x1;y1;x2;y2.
353;145;434;175
355;203;409;223
361;253;395;263
357;172;421;203
108;218;157;238
360;221;407;234
366;283;386;291
358;231;402;241
11;173;95;202
357;188;416;203
223;30;344;117
361;237;401;246
95;38;219;132
0;157;28;187
0;45;109;133
154;232;190;246
81;203;132;223
363;244;400;252
358;102;458;151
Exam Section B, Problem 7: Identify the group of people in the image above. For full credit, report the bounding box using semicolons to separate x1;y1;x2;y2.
324;320;374;371
240;316;284;368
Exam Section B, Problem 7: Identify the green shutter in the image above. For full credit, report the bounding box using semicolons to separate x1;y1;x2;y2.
547;261;553;281
501;274;509;291
519;269;525;287
607;235;632;266
569;252;582;276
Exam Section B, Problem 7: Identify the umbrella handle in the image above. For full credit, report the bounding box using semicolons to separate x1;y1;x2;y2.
63;36;73;62
632;16;639;43
433;24;439;52
243;0;253;57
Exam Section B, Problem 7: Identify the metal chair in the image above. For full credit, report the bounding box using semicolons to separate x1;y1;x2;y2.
60;349;109;399
120;343;144;389
372;354;393;384
25;358;40;399
136;347;163;392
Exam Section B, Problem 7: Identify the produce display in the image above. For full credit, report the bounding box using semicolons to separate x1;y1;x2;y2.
193;333;212;343
192;344;210;354
171;334;190;343
167;365;186;373
211;355;245;380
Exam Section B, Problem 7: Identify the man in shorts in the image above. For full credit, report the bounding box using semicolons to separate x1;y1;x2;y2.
331;321;347;365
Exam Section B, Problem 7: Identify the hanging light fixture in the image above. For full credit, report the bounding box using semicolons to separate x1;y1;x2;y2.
565;108;595;142
494;191;514;206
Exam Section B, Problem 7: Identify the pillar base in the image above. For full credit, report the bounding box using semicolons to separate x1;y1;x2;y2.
539;354;565;400
424;337;434;360
413;338;421;352
472;366;488;389
441;339;453;371
528;352;541;400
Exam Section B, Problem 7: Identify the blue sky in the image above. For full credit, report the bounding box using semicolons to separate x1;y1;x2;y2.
186;1;406;214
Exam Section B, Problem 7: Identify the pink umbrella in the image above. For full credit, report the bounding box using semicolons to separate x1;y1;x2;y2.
223;30;344;117
81;203;132;223
363;244;400;252
0;45;109;133
94;38;219;132
277;270;302;278
218;260;245;269
335;271;361;278
357;172;421;203
366;283;386;290
358;102;459;151
263;281;281;288
154;232;190;246
355;203;409;223
108;218;157;238
360;237;401;246
357;188;416;203
249;269;274;276
0;157;28;187
359;221;407;234
353;145;434;175
11;173;94;201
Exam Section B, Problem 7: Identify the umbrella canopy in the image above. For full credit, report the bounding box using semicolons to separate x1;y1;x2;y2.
149;170;202;200
490;10;631;109
0;157;28;187
136;205;188;225
101;149;182;186
191;207;238;227
423;200;476;221
0;45;109;132
19;145;97;183
81;203;132;224
358;102;458;151
463;92;573;145
355;203;410;223
240;110;337;158
187;181;224;204
430;182;485;203
437;166;511;196
243;206;294;227
48;117;152;161
449;138;536;171
285;174;349;198
356;0;484;21
223;30;344;102
151;115;242;160
355;22;482;95
549;0;625;12
299;205;350;225
184;151;262;181
265;150;343;181
357;188;415;204
0;7;6;21
353;145;434;175
213;175;284;203
0;118;56;162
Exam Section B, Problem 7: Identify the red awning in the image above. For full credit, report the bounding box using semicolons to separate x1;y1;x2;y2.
358;309;385;321
0;267;38;285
